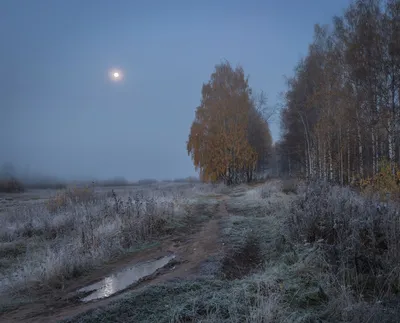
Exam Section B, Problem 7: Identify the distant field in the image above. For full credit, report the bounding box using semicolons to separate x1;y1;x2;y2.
0;182;210;213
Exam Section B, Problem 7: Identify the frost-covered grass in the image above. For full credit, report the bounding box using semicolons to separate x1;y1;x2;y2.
4;179;400;322
220;180;400;322
61;182;298;323
287;182;400;303
67;180;400;323
62;276;286;323
0;183;218;296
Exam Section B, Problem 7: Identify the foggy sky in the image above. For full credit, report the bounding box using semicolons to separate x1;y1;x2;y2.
0;0;349;181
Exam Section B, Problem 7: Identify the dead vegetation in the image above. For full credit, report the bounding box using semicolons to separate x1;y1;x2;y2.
359;159;400;203
2;179;400;323
45;186;95;213
0;183;220;297
286;180;400;321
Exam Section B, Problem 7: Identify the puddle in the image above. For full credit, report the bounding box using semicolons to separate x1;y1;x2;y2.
78;254;176;302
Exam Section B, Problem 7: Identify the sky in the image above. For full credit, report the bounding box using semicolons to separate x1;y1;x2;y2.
0;0;350;181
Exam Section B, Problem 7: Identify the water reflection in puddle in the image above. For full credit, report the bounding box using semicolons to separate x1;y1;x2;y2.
78;254;176;302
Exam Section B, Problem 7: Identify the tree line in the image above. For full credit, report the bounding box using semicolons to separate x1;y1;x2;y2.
187;62;272;185
187;0;400;186
276;0;400;185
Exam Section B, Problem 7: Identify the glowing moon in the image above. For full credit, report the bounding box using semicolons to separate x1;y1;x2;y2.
109;68;124;82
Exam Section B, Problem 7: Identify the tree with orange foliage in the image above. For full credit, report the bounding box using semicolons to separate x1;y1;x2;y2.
187;61;270;185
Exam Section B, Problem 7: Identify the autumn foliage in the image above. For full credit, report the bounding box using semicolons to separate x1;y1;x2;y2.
360;159;400;201
187;62;271;185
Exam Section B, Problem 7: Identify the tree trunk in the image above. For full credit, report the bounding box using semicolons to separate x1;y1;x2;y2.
388;118;395;174
299;112;312;180
328;142;333;182
305;146;309;179
339;125;344;185
357;117;364;178
372;128;376;176
323;144;327;181
347;123;351;185
318;139;322;179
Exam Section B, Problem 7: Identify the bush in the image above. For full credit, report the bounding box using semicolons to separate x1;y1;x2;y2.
46;186;95;213
0;178;25;193
360;159;400;202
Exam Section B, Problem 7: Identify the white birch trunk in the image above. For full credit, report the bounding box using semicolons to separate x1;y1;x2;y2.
339;125;344;185
388;118;395;174
372;129;376;175
357;117;364;178
323;144;326;181
347;124;351;184
328;143;333;181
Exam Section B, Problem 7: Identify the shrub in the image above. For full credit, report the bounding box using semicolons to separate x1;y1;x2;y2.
46;186;95;213
66;186;95;203
360;159;400;202
46;192;69;213
0;178;25;193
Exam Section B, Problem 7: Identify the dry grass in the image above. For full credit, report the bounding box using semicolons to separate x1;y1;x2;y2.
4;178;400;322
45;186;95;213
0;184;216;295
219;179;400;322
62;277;286;323
285;180;400;321
62;182;296;323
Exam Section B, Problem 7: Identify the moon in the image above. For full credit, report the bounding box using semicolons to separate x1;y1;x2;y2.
109;68;123;82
